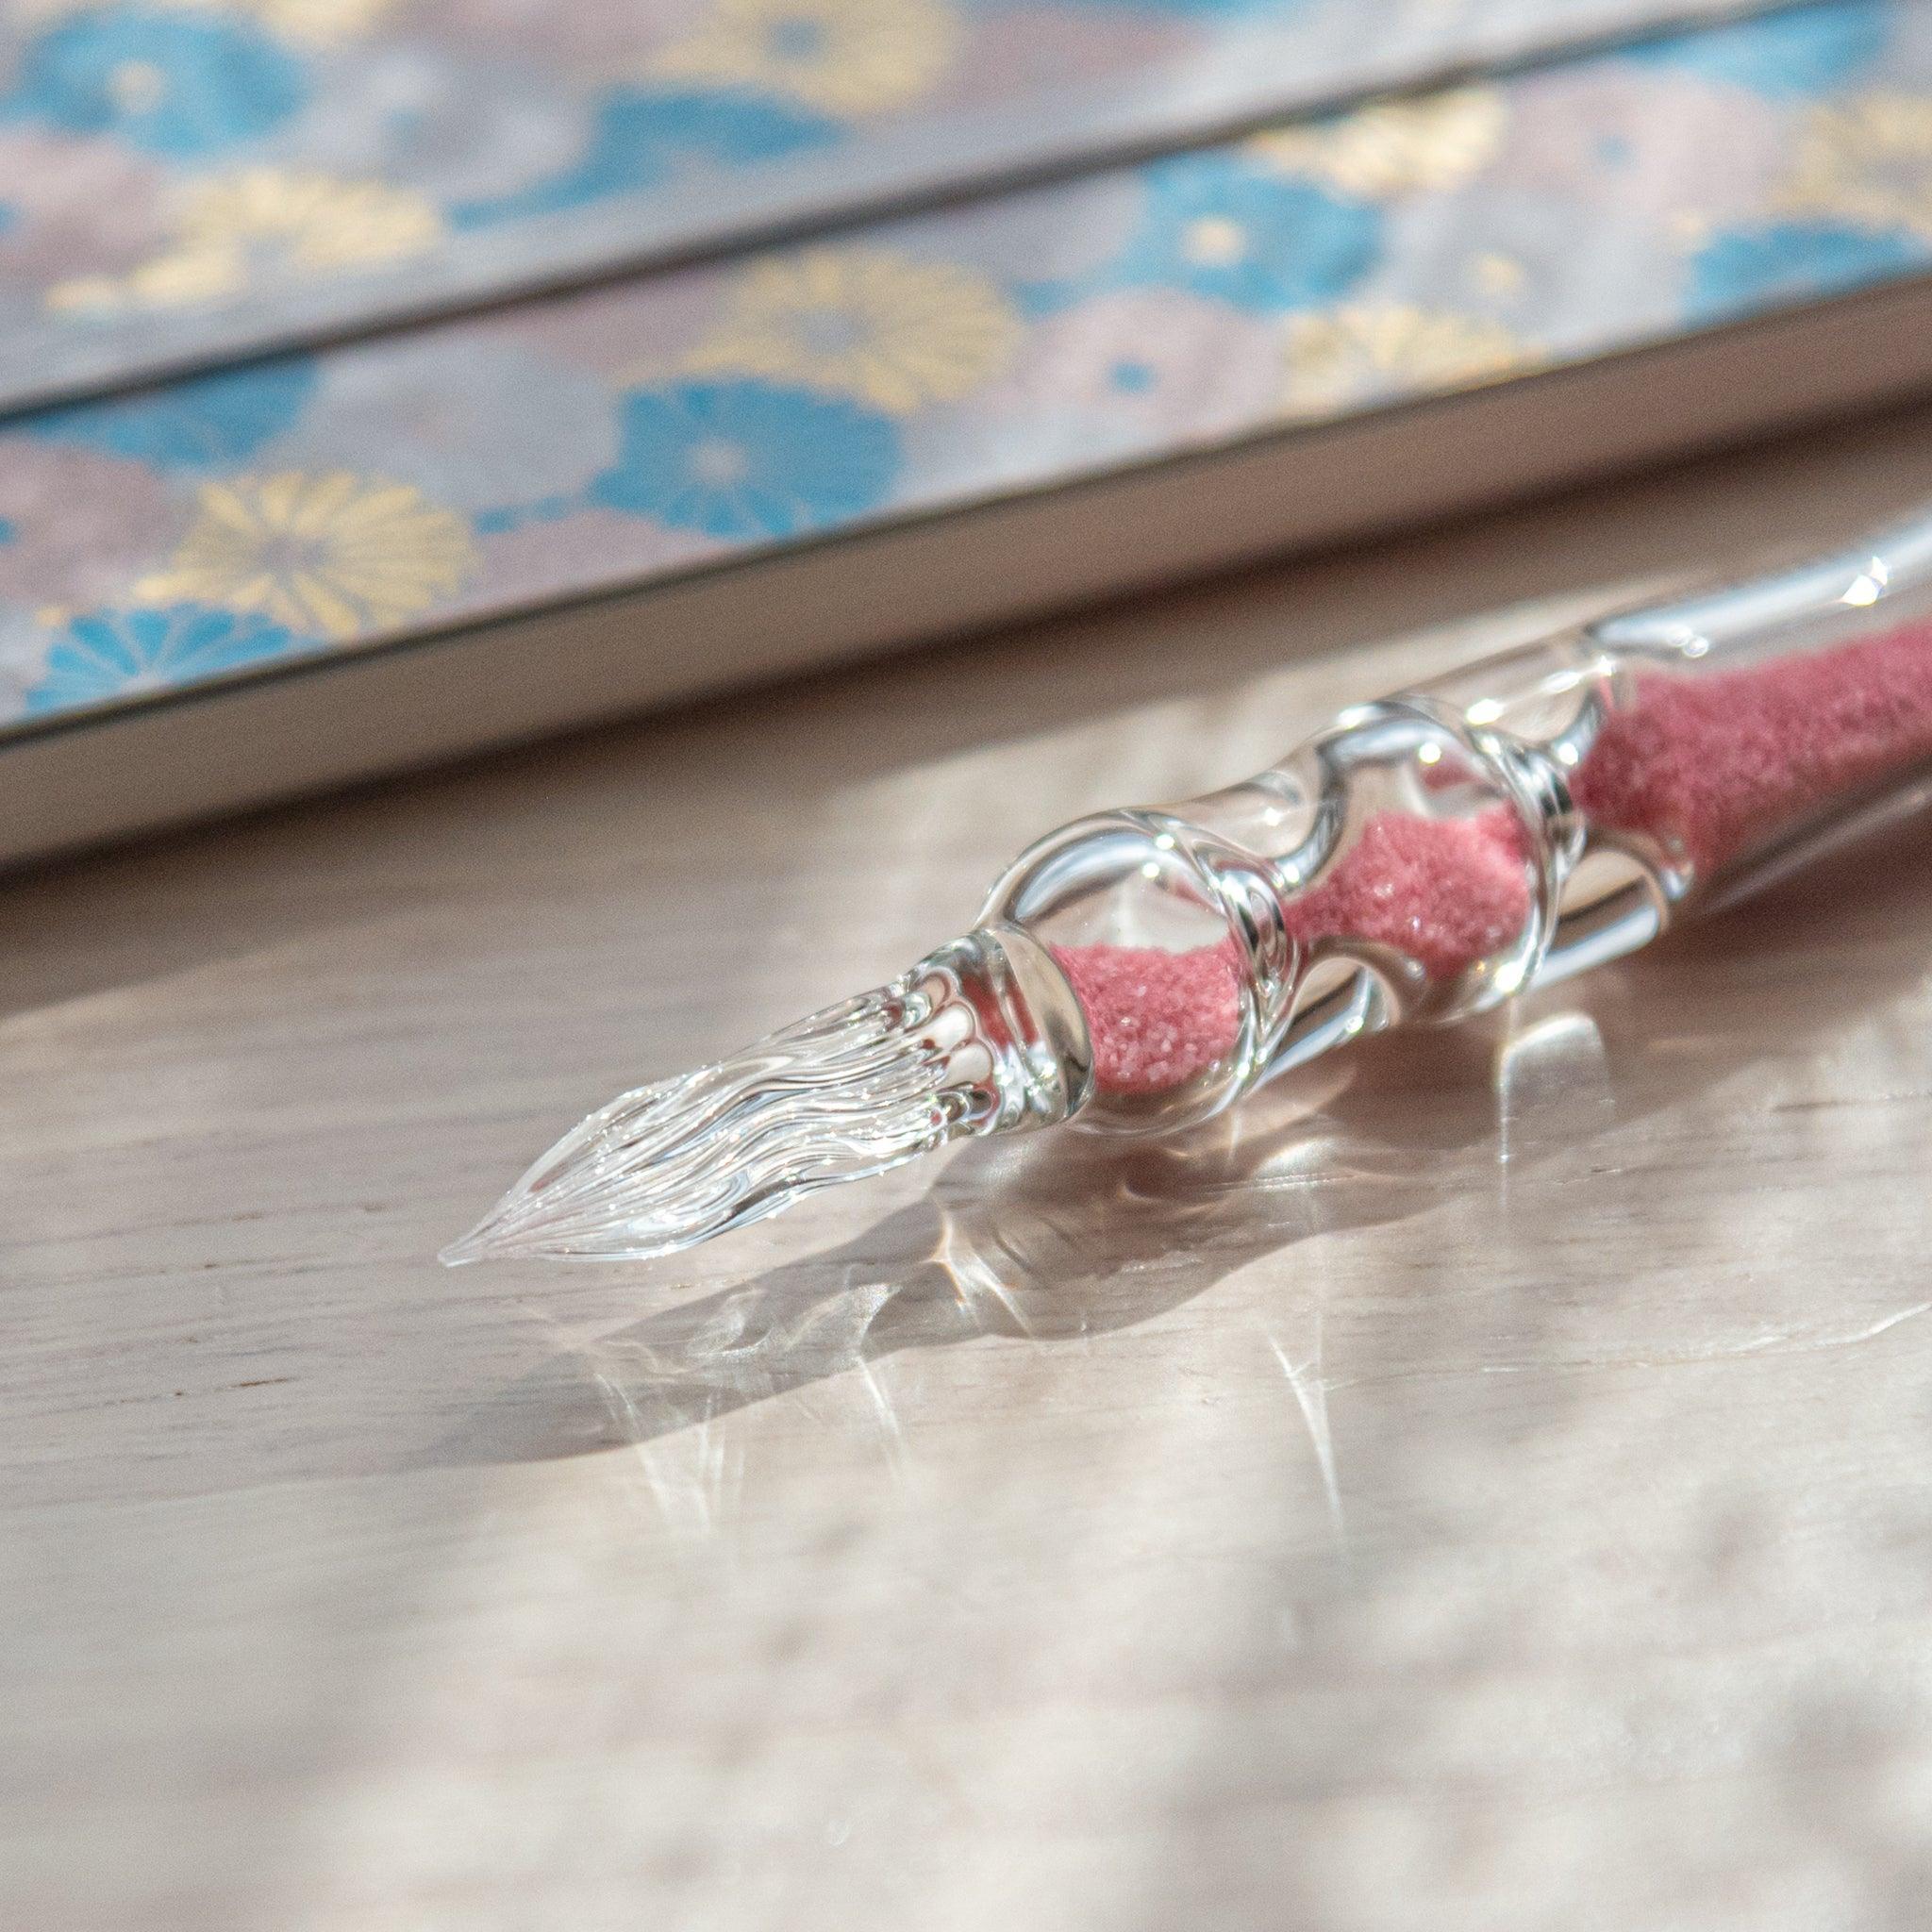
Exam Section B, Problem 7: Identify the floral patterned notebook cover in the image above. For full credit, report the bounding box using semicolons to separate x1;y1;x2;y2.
1;0;1788;409
4;0;1931;735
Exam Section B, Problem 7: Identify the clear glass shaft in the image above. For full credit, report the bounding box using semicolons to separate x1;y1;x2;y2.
448;509;1932;1263
986;509;1932;1133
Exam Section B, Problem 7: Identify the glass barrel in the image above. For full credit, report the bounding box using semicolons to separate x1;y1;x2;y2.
984;510;1932;1133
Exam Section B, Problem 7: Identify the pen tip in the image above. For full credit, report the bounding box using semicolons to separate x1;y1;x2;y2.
437;924;1093;1268
436;977;968;1266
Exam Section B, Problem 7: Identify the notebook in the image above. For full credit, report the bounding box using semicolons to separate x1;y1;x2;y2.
0;0;1785;408
5;0;1932;866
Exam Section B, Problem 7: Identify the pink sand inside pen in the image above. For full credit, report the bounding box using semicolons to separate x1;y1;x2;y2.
1052;616;1932;1095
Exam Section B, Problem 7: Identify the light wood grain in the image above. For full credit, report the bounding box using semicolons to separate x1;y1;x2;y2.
8;410;1932;1932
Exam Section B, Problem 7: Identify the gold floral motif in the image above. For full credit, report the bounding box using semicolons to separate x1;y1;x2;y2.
1247;87;1507;201
49;251;238;316
47;168;443;315
171;168;441;272
1780;92;1932;240
188;0;395;41
1469;251;1525;298
138;473;475;640
238;0;395;42
1281;305;1537;415
685;249;1020;414
1179;216;1250;268
9;0;393;40
651;0;960;117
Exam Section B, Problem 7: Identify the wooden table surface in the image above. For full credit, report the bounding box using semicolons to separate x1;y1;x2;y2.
8;411;1932;1931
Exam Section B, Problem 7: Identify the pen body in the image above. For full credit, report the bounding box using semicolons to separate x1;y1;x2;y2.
984;514;1932;1131
449;510;1932;1262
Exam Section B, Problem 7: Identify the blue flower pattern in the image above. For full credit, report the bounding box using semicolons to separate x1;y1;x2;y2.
451;89;841;229
24;606;301;714
1687;219;1923;318
2;7;308;157
24;360;318;469
1074;153;1382;313
591;381;902;540
1619;0;1885;96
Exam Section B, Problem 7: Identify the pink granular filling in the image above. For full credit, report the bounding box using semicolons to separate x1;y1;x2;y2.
1053;616;1932;1095
1048;941;1245;1096
1568;617;1932;875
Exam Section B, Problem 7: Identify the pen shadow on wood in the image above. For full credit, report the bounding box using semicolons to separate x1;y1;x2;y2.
438;824;1932;1473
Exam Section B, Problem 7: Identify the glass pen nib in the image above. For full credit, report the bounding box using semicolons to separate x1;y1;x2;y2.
441;926;1091;1265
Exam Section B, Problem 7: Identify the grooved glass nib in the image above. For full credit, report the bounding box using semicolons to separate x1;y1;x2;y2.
441;925;1091;1267
440;982;969;1265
